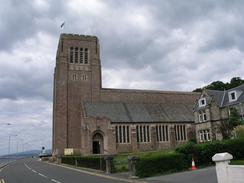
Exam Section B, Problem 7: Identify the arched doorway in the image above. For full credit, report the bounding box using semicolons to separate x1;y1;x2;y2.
92;132;104;154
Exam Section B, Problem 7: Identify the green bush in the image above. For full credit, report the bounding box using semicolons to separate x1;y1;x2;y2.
135;152;188;177
61;155;106;171
176;138;244;166
233;125;244;138
223;138;244;159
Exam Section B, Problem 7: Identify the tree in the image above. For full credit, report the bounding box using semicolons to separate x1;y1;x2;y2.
205;81;226;91
193;88;202;92
219;108;241;139
193;77;244;92
229;77;244;89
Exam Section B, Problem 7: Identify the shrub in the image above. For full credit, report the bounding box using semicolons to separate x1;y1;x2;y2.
135;152;188;177
61;155;106;171
176;138;244;166
223;138;244;159
233;125;244;138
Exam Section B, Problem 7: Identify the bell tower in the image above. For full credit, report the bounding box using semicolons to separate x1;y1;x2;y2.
53;34;101;154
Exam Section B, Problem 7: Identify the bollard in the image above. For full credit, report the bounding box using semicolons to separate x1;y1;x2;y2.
212;152;233;183
104;156;114;174
128;156;139;179
57;155;61;164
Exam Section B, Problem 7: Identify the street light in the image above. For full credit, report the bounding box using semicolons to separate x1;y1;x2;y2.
18;139;24;152
8;134;17;161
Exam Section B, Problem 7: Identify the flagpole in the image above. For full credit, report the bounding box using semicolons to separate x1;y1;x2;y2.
60;21;65;34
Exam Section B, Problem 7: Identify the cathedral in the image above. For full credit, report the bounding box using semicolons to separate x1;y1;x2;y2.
52;33;199;155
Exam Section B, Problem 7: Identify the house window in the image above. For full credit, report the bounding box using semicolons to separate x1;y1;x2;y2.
69;47;74;63
115;125;130;144
156;125;169;142
136;125;151;143
198;111;207;122
229;91;237;102
199;129;211;142
198;113;202;123
198;98;206;107
174;125;187;141
203;113;207;121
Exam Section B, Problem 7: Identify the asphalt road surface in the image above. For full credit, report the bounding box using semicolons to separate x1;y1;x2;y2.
144;166;218;183
0;158;127;183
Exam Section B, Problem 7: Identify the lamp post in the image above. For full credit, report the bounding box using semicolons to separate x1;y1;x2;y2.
8;134;17;161
0;123;12;158
19;139;24;152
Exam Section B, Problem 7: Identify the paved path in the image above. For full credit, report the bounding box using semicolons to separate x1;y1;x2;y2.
143;166;217;183
0;158;132;183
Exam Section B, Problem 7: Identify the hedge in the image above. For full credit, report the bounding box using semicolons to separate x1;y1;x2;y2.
135;152;188;177
61;156;106;171
176;138;244;166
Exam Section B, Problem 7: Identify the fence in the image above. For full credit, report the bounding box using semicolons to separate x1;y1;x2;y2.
212;152;244;183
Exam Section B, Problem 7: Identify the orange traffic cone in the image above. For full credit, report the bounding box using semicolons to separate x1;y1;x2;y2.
191;158;197;170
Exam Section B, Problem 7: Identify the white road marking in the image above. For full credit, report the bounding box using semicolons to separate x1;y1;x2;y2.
0;163;9;172
24;163;32;170
25;162;51;180
51;178;62;183
38;173;48;178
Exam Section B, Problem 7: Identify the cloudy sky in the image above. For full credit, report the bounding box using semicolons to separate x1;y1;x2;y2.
0;0;244;155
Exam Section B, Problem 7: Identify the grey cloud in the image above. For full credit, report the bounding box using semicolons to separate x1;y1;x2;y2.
1;0;244;154
0;0;66;51
0;58;53;100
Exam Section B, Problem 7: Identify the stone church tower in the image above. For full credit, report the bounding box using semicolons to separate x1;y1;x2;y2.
53;34;101;154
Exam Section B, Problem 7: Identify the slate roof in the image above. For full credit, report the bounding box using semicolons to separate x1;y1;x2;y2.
84;102;195;123
221;84;244;107
196;84;244;110
206;90;225;106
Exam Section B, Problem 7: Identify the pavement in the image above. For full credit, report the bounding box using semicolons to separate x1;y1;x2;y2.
143;166;218;183
0;158;218;183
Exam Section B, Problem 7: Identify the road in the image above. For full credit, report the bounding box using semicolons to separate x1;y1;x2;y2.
144;166;217;183
0;158;128;183
0;158;218;183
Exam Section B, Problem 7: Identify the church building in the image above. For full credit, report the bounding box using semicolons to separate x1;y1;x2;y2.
52;33;199;155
